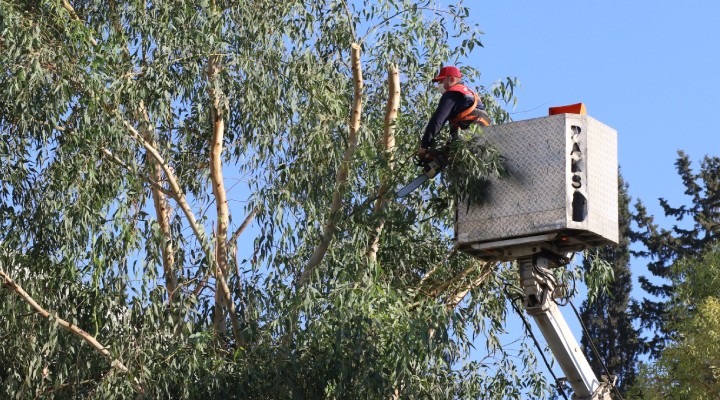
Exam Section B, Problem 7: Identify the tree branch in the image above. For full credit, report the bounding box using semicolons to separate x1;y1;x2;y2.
122;120;240;345
229;207;258;278
138;101;178;304
0;269;131;375
229;207;258;247
426;259;477;299
123;120;210;251
444;264;494;309
366;63;399;263
416;245;458;290
99;147;172;197
339;0;357;41
359;7;454;47
299;43;363;285
206;54;244;346
61;0;98;46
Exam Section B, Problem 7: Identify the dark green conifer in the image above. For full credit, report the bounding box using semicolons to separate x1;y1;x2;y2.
580;174;641;394
631;151;720;357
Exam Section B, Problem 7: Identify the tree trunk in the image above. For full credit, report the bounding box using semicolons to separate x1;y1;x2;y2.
138;101;178;304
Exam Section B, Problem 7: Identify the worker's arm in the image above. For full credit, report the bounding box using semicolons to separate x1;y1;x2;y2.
420;92;459;149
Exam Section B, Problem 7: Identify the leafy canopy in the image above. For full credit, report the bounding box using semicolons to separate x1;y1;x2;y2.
0;0;607;399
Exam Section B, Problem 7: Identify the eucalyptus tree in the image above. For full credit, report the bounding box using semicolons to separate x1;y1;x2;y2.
1;0;583;398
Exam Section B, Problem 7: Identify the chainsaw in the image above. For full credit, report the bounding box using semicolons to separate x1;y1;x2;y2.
397;147;449;198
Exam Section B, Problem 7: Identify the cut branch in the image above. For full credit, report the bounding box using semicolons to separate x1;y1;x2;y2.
366;63;399;263
299;43;363;285
426;260;476;299
445;265;494;309
416;245;458;290
428;261;494;308
0;269;129;374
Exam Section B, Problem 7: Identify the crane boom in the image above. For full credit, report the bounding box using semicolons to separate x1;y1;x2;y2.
518;255;615;400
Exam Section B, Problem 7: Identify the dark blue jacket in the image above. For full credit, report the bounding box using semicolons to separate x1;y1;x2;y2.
421;90;481;148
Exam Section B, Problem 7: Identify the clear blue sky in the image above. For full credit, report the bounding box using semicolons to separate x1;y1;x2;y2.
470;0;719;290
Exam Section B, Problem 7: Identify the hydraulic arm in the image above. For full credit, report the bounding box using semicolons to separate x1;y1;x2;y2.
518;255;615;400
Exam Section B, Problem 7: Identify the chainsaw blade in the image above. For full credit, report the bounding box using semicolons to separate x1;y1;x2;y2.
397;173;430;198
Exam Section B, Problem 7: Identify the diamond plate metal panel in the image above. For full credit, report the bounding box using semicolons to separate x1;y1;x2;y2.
455;114;618;256
586;117;619;243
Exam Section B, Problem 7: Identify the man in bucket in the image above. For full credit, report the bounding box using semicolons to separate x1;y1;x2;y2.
418;66;490;158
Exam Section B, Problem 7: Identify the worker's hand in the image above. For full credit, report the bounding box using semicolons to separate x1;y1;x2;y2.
417;147;427;157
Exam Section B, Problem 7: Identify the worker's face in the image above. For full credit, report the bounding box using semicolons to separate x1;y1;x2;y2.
436;76;456;93
436;80;447;93
443;76;459;90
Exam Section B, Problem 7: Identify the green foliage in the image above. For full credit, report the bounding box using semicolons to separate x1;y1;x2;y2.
445;135;508;209
580;248;615;304
631;152;720;356
675;242;720;305
627;245;720;400
0;0;558;398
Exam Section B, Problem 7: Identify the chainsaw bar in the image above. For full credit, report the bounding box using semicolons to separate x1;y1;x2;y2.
397;147;449;198
397;174;430;198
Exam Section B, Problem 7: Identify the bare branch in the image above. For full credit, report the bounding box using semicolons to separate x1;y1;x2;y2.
300;43;364;285
207;54;244;346
0;269;130;375
366;63;400;263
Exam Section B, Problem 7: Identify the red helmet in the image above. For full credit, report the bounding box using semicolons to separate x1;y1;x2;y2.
432;66;462;82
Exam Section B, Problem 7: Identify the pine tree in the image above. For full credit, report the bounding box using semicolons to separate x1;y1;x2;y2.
580;174;641;394
626;244;720;399
631;151;720;357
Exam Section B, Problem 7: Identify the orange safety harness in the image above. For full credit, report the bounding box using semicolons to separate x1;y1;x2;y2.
446;84;490;128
